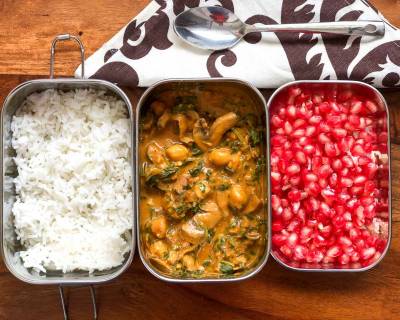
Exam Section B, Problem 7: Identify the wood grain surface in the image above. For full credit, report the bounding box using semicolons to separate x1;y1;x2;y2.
0;1;399;319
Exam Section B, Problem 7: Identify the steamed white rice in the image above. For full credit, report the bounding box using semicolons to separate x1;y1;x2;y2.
11;89;133;273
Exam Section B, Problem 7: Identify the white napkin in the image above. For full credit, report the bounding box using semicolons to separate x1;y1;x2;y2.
75;0;400;88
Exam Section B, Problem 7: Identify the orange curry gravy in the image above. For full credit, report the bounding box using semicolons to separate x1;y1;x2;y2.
139;87;267;278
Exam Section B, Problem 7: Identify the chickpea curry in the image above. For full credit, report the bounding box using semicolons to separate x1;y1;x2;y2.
139;87;267;278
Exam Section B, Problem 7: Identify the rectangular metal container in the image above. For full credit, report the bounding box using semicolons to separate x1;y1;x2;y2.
1;35;136;285
136;78;271;282
1;78;136;284
267;80;391;272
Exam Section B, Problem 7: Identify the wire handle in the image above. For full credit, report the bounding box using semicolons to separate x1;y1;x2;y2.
59;285;98;320
50;34;85;79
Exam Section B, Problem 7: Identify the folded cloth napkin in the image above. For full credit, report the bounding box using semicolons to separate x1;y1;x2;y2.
75;0;400;88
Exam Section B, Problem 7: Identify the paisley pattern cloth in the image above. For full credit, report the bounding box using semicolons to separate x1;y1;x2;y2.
74;0;400;88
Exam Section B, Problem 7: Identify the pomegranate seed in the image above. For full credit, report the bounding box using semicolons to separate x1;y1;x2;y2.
295;151;307;164
271;115;283;127
350;101;363;114
325;142;338;157
293;245;308;260
272;221;284;232
318;164;332;178
284;121;293;135
309;115;322;124
326;246;341;258
304;144;315;154
361;247;376;260
318;133;331;144
365;101;378;114
305;126;317;137
293;118;306;128
332;128;347;139
286;163;301;176
354;175;367;185
338;254;350;265
280;245;293;257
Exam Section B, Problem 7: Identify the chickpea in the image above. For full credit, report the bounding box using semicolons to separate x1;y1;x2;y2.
208;148;232;166
229;184;249;210
150;240;168;258
166;144;189;161
151;215;167;238
151;101;166;116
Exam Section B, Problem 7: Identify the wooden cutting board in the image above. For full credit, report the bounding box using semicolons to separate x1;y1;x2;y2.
0;1;399;319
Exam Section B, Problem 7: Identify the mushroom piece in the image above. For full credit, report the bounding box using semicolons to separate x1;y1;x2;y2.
171;113;188;139
157;109;172;129
216;190;230;217
146;143;165;165
194;201;222;229
242;194;262;214
193;112;239;151
181;219;205;243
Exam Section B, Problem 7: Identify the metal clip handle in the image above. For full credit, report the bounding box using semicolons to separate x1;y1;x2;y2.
50;34;85;79
59;285;98;320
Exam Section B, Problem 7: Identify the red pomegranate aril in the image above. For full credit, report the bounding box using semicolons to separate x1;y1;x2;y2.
286;105;297;118
284;121;293;135
318;133;331;144
332;128;347;139
338;236;352;247
287;219;301;232
350;100;363;114
287;232;299;248
288;189;301;202
271;195;281;210
271;115;283;127
304;144;315;154
326;246;341;258
271;172;281;185
295;151;307;164
352;144;365;156
332;159;343;170
340;177;353;188
365;101;378;114
282;208;293;221
324;142;338;157
305;126;317;137
293;245;308;260
293;118;306;128
280;245;293;257
300;226;313;242
286;163;301;176
338;254;350;265
309;115;322;124
292;128;306;138
318;164;332;178
304;172;318;182
272;221;284;232
342;155;354;168
358;155;371;166
354;175;367;185
272;234;287;246
361;247;376;260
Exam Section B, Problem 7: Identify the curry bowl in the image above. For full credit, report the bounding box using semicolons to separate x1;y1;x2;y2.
136;78;270;282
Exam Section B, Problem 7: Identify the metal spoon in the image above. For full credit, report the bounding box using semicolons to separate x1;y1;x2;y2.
173;6;385;51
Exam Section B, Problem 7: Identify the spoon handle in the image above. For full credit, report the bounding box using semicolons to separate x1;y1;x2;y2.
246;20;385;36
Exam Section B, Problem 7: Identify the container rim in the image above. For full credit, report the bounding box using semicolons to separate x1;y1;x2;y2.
266;79;392;273
135;77;271;283
1;77;136;285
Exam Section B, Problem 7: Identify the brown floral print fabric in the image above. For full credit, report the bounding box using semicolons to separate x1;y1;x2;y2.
75;0;400;88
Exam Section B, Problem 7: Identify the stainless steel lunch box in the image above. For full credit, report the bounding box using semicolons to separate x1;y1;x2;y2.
1;35;136;319
135;78;271;282
267;80;392;272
